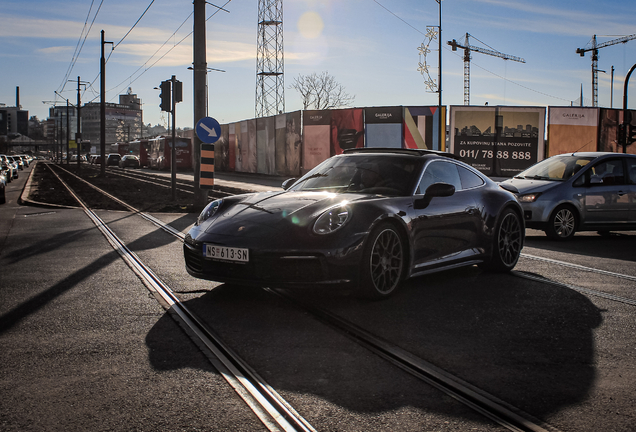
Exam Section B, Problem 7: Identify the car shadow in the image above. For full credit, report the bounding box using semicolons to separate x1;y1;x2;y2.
144;266;602;423
524;230;636;263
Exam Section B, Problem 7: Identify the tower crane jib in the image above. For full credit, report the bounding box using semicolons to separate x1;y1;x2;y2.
576;34;636;107
447;33;525;105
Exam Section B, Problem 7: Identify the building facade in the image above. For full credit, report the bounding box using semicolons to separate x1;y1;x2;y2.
80;90;142;149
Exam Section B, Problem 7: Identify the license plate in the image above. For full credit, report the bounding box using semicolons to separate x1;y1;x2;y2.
203;244;249;263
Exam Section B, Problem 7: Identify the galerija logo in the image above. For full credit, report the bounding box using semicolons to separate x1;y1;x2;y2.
562;113;585;119
375;112;393;120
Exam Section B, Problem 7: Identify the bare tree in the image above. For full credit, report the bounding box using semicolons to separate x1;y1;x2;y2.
290;71;355;110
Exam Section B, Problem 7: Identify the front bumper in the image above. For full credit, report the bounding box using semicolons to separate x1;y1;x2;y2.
183;234;364;289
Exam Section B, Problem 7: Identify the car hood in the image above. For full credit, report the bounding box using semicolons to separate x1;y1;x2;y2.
501;178;561;195
203;191;369;238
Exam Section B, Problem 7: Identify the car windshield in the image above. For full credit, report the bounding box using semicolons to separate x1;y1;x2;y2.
515;155;594;181
288;154;424;196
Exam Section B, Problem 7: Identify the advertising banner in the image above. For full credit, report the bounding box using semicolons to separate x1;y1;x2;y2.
403;106;445;150
228;123;236;171
598;109;636;154
215;124;230;171
246;119;257;173
547;107;598;156
235;121;245;172
450;106;545;177
364;106;403;148
330;108;364;155
284;111;302;176
303;110;332;173
256;116;276;174
275;113;287;176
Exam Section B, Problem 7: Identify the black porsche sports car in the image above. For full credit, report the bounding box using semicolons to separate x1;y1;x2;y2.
184;148;524;299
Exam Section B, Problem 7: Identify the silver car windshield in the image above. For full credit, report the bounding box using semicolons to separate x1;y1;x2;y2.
289;154;424;196
516;155;594;181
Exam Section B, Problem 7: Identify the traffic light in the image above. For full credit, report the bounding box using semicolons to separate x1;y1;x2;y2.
159;80;171;112
174;80;183;103
618;124;626;146
628;124;636;146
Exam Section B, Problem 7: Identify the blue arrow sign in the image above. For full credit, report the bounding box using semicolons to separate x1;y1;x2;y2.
196;117;222;144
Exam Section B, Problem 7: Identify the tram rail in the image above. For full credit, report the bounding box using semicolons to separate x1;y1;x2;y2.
45;163;575;432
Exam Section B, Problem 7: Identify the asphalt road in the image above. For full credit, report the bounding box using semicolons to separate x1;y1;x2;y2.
1;162;634;431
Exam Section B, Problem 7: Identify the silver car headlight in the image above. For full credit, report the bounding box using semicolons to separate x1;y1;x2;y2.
313;205;350;235
517;192;542;203
196;199;223;225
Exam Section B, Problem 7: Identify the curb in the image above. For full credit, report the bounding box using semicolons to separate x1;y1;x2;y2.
19;161;79;210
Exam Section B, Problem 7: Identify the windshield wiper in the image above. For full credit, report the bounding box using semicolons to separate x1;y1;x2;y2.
513;175;525;179
528;175;550;180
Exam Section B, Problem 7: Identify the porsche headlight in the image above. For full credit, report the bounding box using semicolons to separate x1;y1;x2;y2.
196;199;223;225
517;192;542;203
313;205;350;235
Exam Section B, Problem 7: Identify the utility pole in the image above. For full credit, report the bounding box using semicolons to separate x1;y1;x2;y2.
436;0;443;150
75;76;88;171
64;100;70;165
101;30;113;175
193;0;207;207
622;63;636;153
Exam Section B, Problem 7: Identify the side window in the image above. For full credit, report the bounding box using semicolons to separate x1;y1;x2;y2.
418;160;462;194
588;159;625;186
627;158;636;185
457;165;485;189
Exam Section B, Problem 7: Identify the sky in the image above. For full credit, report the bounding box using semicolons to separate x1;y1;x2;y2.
1;0;635;130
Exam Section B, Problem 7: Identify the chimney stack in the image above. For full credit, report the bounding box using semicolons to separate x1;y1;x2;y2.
16;86;21;109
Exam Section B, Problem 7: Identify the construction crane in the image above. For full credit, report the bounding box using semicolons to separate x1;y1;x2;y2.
576;34;636;107
447;33;525;105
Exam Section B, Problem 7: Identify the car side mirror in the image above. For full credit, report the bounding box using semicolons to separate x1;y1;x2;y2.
425;182;456;197
282;178;297;190
414;183;455;210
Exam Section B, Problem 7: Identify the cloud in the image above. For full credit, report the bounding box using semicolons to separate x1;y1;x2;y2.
468;0;635;37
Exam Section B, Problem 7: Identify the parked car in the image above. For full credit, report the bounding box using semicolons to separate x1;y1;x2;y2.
0;165;7;204
500;152;636;240
184;148;524;299
119;155;140;168
0;158;15;183
16;155;29;168
0;156;18;180
7;156;23;170
106;153;121;166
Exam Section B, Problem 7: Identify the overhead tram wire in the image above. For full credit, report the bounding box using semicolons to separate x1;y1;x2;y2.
83;0;180;104
113;0;156;49
104;0;233;102
58;0;105;94
370;0;570;104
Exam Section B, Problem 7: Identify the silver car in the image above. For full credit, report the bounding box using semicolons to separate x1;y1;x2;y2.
501;152;636;240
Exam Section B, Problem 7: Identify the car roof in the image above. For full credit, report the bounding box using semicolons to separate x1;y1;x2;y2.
342;147;461;160
557;152;636;158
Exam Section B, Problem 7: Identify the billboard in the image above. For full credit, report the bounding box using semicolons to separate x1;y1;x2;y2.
403;106;445;151
450;106;546;177
283;111;302;176
547;107;598;156
330;108;364;155
364;106;403;148
303;110;331;173
257;116;276;175
228;123;236;171
215;124;230;172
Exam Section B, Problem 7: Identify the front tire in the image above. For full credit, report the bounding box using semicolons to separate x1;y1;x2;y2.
358;224;405;299
545;205;577;240
480;208;523;272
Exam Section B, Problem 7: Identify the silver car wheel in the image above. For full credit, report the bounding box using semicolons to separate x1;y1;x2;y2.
552;207;576;239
